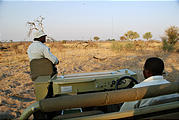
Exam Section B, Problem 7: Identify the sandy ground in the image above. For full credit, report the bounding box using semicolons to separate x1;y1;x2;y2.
0;41;179;119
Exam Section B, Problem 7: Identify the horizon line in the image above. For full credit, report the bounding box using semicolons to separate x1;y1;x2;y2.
2;0;178;2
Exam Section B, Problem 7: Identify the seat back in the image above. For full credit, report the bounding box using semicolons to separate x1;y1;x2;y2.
30;58;57;81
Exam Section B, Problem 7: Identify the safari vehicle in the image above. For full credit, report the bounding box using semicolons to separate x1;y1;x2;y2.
20;69;179;120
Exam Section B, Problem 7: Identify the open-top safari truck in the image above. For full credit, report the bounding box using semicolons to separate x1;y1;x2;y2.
20;59;179;120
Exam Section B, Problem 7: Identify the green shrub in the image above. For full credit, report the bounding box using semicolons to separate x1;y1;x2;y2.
124;43;135;51
106;39;115;41
165;26;179;45
162;26;179;52
62;40;67;44
111;41;123;51
111;41;136;51
162;37;175;52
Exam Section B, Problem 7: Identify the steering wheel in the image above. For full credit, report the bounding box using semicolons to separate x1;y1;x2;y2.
115;76;138;90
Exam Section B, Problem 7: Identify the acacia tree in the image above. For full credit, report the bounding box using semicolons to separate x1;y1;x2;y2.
143;32;152;41
165;26;179;45
120;36;127;41
93;36;100;41
162;26;179;52
124;30;140;41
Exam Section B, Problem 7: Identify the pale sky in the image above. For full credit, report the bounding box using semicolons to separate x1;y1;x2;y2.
0;0;179;41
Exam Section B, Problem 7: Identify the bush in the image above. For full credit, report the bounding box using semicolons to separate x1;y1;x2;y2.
162;26;179;52
111;41;136;51
111;41;123;51
62;40;67;44
106;39;115;41
165;26;179;45
162;37;175;52
125;43;135;51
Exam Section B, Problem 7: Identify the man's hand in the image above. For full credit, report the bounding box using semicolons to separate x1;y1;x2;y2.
56;60;59;65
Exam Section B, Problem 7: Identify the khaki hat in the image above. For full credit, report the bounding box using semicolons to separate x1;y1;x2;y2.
34;31;47;39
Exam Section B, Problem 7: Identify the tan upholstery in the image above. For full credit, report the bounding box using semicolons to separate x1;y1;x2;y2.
30;58;57;81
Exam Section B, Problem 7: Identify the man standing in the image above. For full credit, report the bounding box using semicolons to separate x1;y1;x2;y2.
120;57;178;112
27;31;59;80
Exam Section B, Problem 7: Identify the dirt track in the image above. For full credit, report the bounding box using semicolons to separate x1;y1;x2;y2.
0;42;179;119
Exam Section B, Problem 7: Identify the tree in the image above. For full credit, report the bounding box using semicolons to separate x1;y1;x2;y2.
27;16;45;37
106;38;115;41
143;32;152;41
165;26;179;45
26;16;56;42
120;36;127;41
9;40;13;42
93;36;100;41
124;30;140;41
162;26;179;52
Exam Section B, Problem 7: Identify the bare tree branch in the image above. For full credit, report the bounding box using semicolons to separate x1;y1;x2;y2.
26;16;45;38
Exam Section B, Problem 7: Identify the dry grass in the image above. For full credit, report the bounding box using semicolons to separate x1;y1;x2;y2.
0;41;179;119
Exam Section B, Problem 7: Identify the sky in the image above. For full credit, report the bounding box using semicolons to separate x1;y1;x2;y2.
0;0;179;41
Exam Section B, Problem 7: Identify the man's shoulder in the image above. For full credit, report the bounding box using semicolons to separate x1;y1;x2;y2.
31;41;47;48
133;76;169;88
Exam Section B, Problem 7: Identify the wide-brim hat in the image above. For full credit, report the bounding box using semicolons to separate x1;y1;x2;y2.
34;31;47;39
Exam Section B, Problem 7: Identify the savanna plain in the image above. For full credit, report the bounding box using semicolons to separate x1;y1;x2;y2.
0;41;179;119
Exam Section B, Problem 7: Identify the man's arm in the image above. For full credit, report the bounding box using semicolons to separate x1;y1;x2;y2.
43;46;59;65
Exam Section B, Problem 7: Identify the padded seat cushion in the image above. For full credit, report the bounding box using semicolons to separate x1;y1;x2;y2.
30;58;57;81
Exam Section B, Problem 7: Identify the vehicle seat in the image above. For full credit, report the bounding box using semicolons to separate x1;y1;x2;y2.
30;58;57;81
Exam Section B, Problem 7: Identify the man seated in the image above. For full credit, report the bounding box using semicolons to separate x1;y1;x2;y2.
120;57;179;112
27;31;59;81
